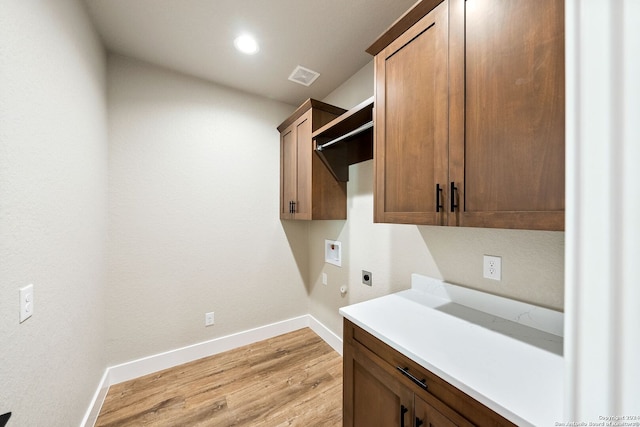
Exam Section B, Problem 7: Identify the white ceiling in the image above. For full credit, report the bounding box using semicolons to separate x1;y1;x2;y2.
84;0;418;106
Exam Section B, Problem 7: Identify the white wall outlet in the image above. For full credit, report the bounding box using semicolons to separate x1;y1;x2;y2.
205;312;214;326
322;272;328;285
19;284;34;323
483;255;502;281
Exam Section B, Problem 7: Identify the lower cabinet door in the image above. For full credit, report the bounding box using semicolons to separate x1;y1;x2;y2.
347;343;413;427
414;395;473;427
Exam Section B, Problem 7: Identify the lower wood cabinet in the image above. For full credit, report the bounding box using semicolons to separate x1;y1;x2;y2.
343;319;515;427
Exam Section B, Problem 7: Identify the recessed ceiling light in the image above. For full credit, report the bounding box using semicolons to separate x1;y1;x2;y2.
234;34;259;55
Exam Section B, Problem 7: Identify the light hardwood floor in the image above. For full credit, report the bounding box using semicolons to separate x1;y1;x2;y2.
95;328;343;426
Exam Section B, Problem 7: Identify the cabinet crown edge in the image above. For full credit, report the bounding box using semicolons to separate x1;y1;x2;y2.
277;99;346;132
366;0;444;56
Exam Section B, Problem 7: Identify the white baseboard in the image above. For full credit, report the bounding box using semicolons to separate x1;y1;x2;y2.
82;314;342;427
308;315;343;356
80;369;109;427
107;315;310;385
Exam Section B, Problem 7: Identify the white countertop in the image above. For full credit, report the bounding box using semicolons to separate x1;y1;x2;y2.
339;274;564;427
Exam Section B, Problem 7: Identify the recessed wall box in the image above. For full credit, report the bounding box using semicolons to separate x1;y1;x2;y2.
325;240;342;267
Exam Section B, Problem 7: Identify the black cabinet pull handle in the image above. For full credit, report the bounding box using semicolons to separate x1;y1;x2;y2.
0;413;12;427
292;201;296;213
288;201;293;214
400;404;408;427
416;417;424;427
450;181;458;212
436;184;443;212
397;366;428;391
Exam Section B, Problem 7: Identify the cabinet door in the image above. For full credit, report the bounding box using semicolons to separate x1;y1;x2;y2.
374;0;449;225
280;125;297;219
294;112;313;219
344;341;413;427
449;0;565;230
279;112;313;220
414;395;474;427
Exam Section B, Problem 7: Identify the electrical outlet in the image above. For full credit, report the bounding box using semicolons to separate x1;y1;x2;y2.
205;312;215;326
322;273;328;285
483;255;502;281
362;270;372;286
19;284;34;323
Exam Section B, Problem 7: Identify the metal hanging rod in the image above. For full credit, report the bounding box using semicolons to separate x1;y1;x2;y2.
316;120;373;152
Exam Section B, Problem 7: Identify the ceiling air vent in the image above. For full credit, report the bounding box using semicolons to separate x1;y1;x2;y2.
288;65;320;87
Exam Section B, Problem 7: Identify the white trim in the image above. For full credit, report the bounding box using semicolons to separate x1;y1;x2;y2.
107;315;309;385
565;0;640;421
80;369;110;427
308;314;343;355
81;315;342;426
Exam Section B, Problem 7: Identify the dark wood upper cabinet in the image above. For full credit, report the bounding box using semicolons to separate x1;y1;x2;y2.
450;0;565;230
370;0;565;231
373;1;449;225
278;99;347;220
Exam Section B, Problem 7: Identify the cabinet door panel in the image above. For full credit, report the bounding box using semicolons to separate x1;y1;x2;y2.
295;114;312;219
375;1;449;225
353;359;405;426
280;127;297;219
344;336;413;426
451;0;565;230
415;395;472;427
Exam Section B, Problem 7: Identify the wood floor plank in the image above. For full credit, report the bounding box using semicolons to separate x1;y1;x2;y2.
95;328;342;426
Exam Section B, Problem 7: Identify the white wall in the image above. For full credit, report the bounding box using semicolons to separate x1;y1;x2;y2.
311;61;565;338
0;1;108;425
106;55;310;365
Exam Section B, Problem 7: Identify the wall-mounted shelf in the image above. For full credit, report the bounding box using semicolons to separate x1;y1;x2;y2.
312;96;374;182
